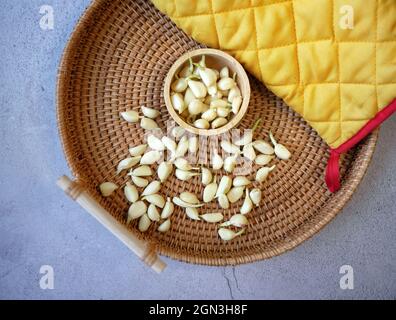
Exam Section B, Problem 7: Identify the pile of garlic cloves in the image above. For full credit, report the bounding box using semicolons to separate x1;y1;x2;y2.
99;106;292;241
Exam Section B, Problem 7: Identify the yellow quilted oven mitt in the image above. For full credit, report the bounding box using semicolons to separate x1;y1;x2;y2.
151;0;396;192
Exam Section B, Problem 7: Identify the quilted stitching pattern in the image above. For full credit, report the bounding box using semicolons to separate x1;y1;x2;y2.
152;0;396;148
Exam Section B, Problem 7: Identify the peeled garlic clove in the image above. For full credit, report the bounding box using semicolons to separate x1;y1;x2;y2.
120;110;139;123
250;188;262;207
203;180;218;203
223;154;238;173
142;194;165;208
127;201;147;223
117;157;140;174
227;186;245;203
216;176;232;197
201;108;217;122
172;197;204;208
255;165;276;183
218;194;229;209
171;78;188;93
161;198;174;219
161;136;177;154
131;165;152;177
201;167;212;186
218;77;236;91
207;84;218;96
211;151;223;170
221;140;240;154
147;135;165;151
172;126;185;140
171;93;185;114
216;107;230;118
210;99;229;108
253;140;274;155
218;228;245;241
220;214;248;228
158;219;171;233
231;96;242;114
141;117;159;130
129;144;147;157
175;136;189;158
220;66;229;78
234;131;252;146
174;158;197;171
255;154;274;166
198;67;217;87
188;99;207;115
175;169;199;181
179;65;192;78
141;180;161;196
99;182;118;197
157;161;173;182
242;143;256;161
180;191;200;204
124;182;139;203
187;79;207;98
240;189;253;215
147;204;161;221
200;213;224;223
141;106;160;119
140;150;161;165
194;118;210;129
233;176;251;187
138;214;151;232
269;131;291;160
188;136;198;154
183;88;195;108
131;176;149;188
211;117;228;129
228;86;241;103
185;207;200;220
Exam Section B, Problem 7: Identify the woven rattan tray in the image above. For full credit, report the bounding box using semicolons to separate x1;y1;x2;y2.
57;0;378;269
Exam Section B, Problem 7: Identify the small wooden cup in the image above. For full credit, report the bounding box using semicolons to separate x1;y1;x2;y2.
164;48;250;136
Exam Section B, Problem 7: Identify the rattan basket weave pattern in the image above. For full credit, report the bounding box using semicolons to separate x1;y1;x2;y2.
57;0;378;265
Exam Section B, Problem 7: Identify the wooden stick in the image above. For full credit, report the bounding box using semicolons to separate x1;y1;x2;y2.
56;175;166;273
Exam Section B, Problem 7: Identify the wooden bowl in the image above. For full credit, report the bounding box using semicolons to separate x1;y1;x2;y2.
164;48;250;136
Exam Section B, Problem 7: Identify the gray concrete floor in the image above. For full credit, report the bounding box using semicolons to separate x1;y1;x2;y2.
0;0;395;299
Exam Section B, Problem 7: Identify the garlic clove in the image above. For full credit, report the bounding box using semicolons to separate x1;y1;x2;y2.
233;176;251;187
198;67;217;87
131;165;152;177
127;201;147;223
211;151;224;170
141;106;160;119
175;136;189;158
171;126;186;140
188;99;208;115
250;188;262;207
201;108;217;122
216;106;230;118
200;213;224;223
157;219;171;233
179;192;200;204
99;182;118;197
129;144;148;157
223;154;238;173
174;158;198;171
171;78;188;93
255;165;276;183
269;131;291;160
253;140;274;155
218;228;245;241
172;197;204;208
228;86;241;103
201;167;212;186
255;154;274;166
131;176;149;188
188;136;198;154
179;65;192;78
227;186;245;203
175;169;200;181
161;198;174;219
161;136;177;154
203;179;218;203
147;204;161;221
157;161;173;182
124;182;139;203
218;194;230;209
216;176;232;198
211;117;228;129
220;214;248;228
231;96;242;114
147;135;165;151
138;214;151;232
187;79;207;98
207;84;218;96
185;207;200;220
240;188;253;215
117;157;140;174
141;180;161;197
242;143;256;161
120;110;139;123
220;66;229;78
218;77;236;91
221;140;240;154
183;88;195;109
140;117;159;130
171;93;186;114
140;150;161;165
234;131;253;146
142;194;165;208
194;118;210;129
210;99;229;108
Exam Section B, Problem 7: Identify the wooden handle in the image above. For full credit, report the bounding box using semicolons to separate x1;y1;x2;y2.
56;175;166;273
